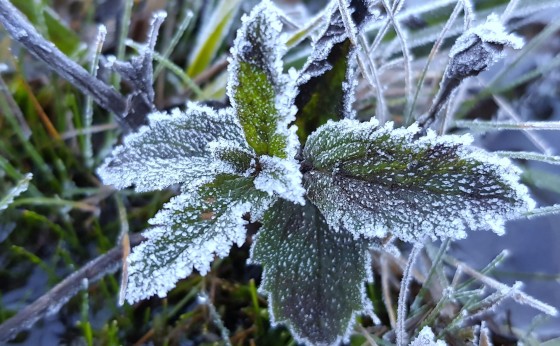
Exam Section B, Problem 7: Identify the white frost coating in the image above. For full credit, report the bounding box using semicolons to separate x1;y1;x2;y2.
227;0;300;159
449;13;523;67
125;181;275;303
254;155;305;205
0;173;32;212
408;327;447;346
342;48;359;119
296;2;346;86
97;103;248;192
478;322;493;346
250;200;373;346
303;119;535;243
208;139;256;177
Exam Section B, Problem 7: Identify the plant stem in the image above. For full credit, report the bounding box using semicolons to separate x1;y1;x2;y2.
0;0;128;122
396;243;424;346
0;233;146;342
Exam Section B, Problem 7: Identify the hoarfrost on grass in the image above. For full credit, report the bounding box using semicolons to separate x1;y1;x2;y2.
408;327;447;346
303;119;535;242
0;173;32;212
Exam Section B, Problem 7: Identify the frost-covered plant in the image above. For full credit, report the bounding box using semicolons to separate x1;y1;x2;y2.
98;0;534;345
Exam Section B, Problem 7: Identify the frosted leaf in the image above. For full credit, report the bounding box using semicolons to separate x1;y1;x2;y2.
98;103;247;192
409;327;447;346
295;0;374;140
0;173;32;212
227;0;298;159
125;175;274;303
447;14;523;80
253;155;305;205
208;140;256;176
250;199;372;346
303;119;535;242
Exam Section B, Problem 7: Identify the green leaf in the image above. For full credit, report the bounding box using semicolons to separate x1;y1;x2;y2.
209;140;256;176
302;119;535;243
98;103;249;192
253;155;305;205
294;0;373;141
187;0;242;77
250;199;372;346
227;0;298;159
125;175;274;303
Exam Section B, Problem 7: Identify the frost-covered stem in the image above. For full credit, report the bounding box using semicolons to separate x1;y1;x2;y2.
116;195;130;306
84;25;107;168
358;34;389;123
336;0;377;107
380;0;412;122
461;0;475;29
418;75;460;131
154;9;194;78
490;91;553;154
410;239;450;311
437;89;457;134
447;258;558;316
501;0;520;22
0;0;128;119
405;0;463;125
525;204;560;218
335;0;389;122
496;151;560;165
114;0;134;88
125;39;203;96
466;281;523;321
455;119;560;131
368;0;405;55
0;233;146;342
199;293;232;346
336;0;358;44
396;243;423;346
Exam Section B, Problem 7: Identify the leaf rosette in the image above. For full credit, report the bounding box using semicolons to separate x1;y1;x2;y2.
98;0;534;345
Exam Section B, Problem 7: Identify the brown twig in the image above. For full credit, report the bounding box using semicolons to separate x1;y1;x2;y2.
0;0;166;130
0;233;146;342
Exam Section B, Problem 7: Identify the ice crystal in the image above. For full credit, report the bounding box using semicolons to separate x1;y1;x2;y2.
250;199;372;346
303;119;535;242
